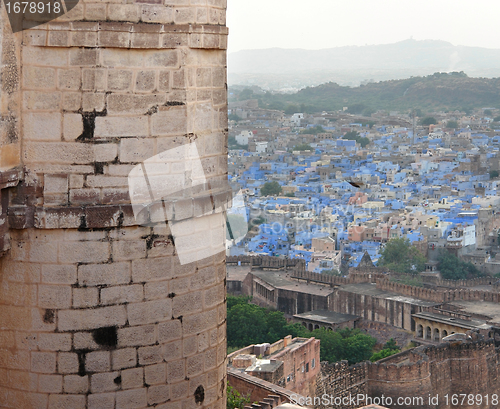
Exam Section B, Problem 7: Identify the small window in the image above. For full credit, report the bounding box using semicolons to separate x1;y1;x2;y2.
312;358;316;368
306;363;309;372
301;366;304;373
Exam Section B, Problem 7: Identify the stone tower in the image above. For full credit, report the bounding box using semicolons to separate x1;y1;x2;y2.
0;0;228;408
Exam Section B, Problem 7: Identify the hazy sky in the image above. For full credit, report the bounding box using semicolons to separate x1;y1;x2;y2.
227;0;500;53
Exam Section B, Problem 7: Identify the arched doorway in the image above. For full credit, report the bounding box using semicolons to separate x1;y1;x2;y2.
442;330;448;338
426;326;432;340
417;324;423;338
433;328;440;342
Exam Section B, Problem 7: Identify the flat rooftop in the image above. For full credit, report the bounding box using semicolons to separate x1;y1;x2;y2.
448;300;500;325
294;310;359;324
412;312;489;330
339;283;439;307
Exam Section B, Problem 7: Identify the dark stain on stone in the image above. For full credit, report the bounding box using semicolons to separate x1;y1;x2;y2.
78;215;87;231
92;326;118;349
146;105;158;115
164;101;185;106
113;375;122;385
94;162;105;175
194;385;205;405
43;309;55;324
167;234;175;247
77;351;88;377
76;109;107;142
143;233;160;250
168;293;176;298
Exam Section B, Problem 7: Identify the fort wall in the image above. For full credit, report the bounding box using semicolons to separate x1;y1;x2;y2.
0;1;228;407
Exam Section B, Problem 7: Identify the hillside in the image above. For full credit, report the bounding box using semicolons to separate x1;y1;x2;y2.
228;40;500;89
233;72;500;114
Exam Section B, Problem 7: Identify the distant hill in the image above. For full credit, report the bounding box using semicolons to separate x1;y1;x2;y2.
228;40;500;90
233;72;500;113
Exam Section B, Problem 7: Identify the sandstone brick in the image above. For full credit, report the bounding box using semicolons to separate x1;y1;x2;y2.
69;48;99;66
119;138;155;163
107;69;133;91
38;374;63;393
108;4;139;21
41;264;77;284
48;394;86;409
78;262;130;286
62;92;82;110
121;367;143;390
172;291;203;316
73;287;99;308
23;66;56;89
167;359;185;382
131;33;160;49
24;142;94;164
101;284;144;305
118;324;156;347
108;93;166;115
57;352;79;374
84;3;107;21
182;308;218;335
59;241;110;264
64;375;89;394
151;106;187;136
102;49;145;68
116;388;147;409
86;175;128;188
73;332;100;351
37;333;71;352
31;352;56;373
132;257;173;282
143;50;178;67
148;384;171;405
23;113;61;142
138;344;163;365
164;339;182;361
95;116;149;138
23;91;61;110
93;143;118;162
44;174;68;194
23;30;47;46
88;392;115;409
22;47;68;66
86;350;111;373
141;5;174;23
69;174;84;189
144;362;166;385
58;305;127;331
135;70;156;91
174;6;195;24
144;280;169;300
90;371;120;393
182;336;197;357
71;31;98;47
57;68;81;90
127;299;171;326
38;285;71;309
70;188;100;205
111;348;137;370
100;31;131;48
47;30;69;47
82;92;106;111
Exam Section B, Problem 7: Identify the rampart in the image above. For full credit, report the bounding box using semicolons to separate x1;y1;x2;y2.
316;341;500;409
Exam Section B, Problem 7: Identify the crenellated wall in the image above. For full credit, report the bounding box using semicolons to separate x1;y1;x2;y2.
316;341;500;409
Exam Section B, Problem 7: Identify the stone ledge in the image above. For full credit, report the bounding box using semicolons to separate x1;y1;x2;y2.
8;188;233;229
22;23;228;49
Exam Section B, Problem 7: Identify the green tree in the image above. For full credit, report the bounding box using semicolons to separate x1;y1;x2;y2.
494;116;500;122
370;348;399;362
284;104;300;115
238;88;254;101
420;116;437;126
437;250;482;280
384;338;400;351
300;125;325;135
228;113;241;122
490;170;499;179
260;181;282;197
227;385;251;409
292;143;313;151
484;109;493;117
446;120;459;129
227;302;268;347
378;238;426;274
